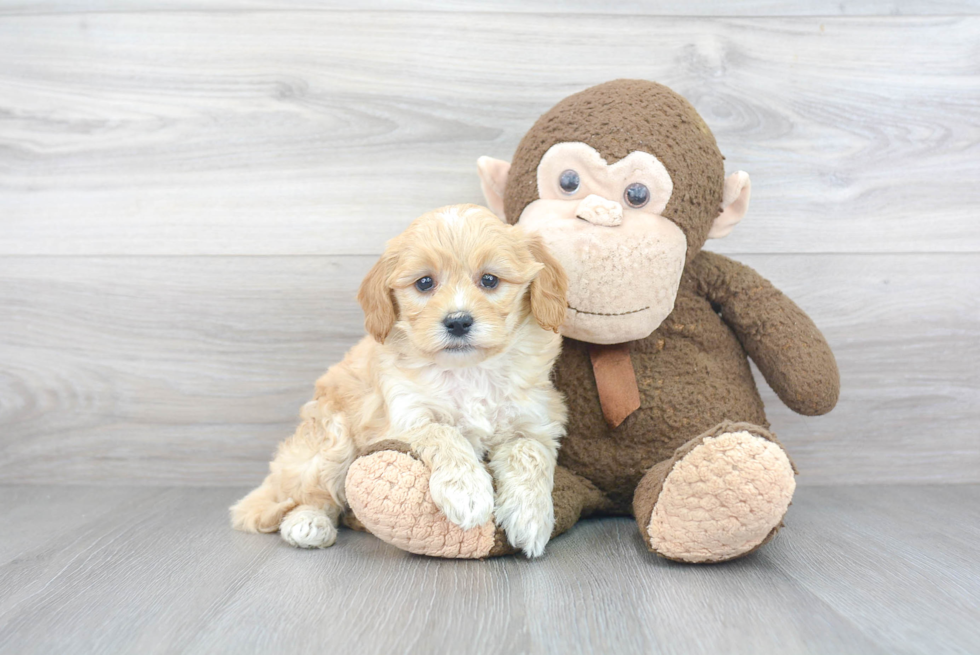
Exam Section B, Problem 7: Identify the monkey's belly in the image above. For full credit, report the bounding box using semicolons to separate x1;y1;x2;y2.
554;306;769;514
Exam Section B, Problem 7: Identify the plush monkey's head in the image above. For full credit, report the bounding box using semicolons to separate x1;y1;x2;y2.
478;79;751;344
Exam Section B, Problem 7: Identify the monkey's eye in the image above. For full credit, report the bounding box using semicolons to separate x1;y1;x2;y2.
624;183;650;208
559;170;580;194
415;276;434;292
480;274;499;289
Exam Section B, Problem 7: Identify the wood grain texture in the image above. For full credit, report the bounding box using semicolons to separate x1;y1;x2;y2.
0;484;977;655
1;253;976;486
3;1;980;16
1;13;978;255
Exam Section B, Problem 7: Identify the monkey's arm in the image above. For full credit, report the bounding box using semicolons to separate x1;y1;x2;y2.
690;250;840;416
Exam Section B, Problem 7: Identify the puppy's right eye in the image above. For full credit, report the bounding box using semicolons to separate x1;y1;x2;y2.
559;170;580;194
415;276;434;292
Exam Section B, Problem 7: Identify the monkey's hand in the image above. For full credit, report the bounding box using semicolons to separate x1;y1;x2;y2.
691;250;840;416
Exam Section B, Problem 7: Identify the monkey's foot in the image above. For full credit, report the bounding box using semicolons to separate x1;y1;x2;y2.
345;444;498;559
633;422;796;563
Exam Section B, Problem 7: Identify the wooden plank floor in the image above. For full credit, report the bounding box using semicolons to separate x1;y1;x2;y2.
0;484;977;655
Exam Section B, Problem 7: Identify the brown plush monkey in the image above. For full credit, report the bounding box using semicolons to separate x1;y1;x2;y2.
344;80;840;563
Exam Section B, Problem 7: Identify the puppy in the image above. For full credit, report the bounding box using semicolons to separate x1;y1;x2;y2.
231;204;568;557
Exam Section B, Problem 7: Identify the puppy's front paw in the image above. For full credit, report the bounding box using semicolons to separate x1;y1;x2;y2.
280;508;337;549
495;494;555;558
428;463;494;530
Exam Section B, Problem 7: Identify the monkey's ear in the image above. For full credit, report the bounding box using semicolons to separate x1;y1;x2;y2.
709;171;751;239
477;156;511;221
357;254;397;343
526;235;568;333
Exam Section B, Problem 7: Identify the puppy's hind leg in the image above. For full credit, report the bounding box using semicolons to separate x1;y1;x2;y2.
280;503;342;549
230;476;298;534
231;407;356;549
231;484;339;548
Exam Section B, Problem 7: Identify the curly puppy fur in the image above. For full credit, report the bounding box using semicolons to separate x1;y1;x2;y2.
231;204;569;557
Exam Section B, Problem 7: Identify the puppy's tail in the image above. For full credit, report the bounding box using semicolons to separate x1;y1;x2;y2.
230;477;298;533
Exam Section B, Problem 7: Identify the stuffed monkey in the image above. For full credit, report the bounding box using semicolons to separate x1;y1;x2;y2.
344;80;839;563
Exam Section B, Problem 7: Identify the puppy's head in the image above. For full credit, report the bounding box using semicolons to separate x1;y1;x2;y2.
357;204;567;367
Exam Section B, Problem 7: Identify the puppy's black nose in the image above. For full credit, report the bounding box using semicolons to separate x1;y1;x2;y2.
443;313;474;337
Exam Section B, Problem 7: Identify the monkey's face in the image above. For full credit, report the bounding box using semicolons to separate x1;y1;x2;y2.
477;80;752;345
516;142;687;344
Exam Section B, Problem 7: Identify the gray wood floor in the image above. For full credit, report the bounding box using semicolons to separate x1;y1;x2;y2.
0;484;977;655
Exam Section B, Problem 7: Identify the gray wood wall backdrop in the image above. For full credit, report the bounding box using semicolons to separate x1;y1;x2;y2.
1;2;978;487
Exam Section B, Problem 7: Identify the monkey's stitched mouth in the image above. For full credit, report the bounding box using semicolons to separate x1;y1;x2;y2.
567;305;651;317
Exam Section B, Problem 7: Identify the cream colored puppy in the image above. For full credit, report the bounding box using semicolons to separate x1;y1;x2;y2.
231;204;568;557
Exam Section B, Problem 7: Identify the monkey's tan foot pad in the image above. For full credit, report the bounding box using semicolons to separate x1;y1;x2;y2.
645;430;796;563
345;450;496;559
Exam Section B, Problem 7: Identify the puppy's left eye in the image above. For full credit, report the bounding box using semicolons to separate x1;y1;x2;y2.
480;274;499;289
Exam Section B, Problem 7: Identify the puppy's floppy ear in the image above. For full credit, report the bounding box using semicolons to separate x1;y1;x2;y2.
526;234;568;333
357;253;397;343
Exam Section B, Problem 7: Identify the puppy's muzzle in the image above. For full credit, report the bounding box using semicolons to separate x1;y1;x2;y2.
443;312;474;338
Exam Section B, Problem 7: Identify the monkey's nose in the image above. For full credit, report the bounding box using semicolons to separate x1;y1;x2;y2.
575;194;623;227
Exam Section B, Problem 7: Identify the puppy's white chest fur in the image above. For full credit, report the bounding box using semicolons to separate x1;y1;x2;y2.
435;366;521;448
383;344;555;458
